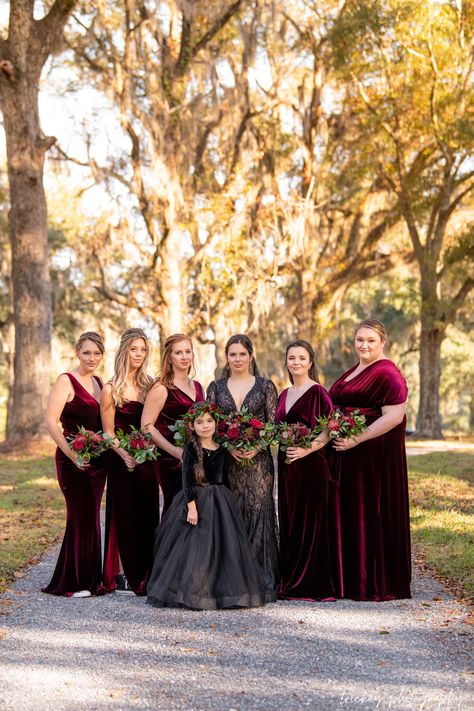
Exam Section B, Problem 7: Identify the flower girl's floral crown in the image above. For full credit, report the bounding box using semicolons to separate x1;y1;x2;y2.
183;402;223;425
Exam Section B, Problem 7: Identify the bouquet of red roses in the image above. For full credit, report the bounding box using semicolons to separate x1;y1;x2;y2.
67;426;113;467
116;427;158;471
317;409;367;440
217;407;276;466
274;422;319;464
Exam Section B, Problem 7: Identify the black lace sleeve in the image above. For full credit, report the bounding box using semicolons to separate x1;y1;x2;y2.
182;442;197;504
206;380;217;404
264;379;278;423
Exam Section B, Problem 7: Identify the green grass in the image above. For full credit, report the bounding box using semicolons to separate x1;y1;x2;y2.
408;451;474;602
0;449;65;593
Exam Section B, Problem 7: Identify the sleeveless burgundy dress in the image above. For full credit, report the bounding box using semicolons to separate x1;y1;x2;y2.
102;401;161;595
276;384;338;601
42;373;107;596
154;382;204;514
328;359;411;601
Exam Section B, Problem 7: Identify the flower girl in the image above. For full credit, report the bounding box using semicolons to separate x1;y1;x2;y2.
147;403;271;610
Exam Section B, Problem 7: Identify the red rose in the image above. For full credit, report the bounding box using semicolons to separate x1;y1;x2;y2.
72;435;86;451
328;420;341;432
91;433;103;444
227;426;240;440
298;426;309;437
344;416;356;427
250;418;264;429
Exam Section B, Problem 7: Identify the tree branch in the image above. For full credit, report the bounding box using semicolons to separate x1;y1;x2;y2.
191;1;245;60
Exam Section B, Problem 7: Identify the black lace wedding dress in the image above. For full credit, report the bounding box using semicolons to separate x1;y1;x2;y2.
206;376;279;593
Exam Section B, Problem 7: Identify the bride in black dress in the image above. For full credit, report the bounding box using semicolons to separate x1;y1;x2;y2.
206;334;279;595
146;403;270;610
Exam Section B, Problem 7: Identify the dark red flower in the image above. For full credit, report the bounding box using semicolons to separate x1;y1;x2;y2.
227;426;240;440
298;426;309;437
250;418;264;429
72;435;87;451
328;420;341;431
344;416;356;427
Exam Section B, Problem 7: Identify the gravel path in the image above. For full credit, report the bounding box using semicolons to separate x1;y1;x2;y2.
0;543;472;711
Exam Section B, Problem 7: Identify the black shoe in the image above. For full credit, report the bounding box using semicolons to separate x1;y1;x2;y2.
115;573;134;595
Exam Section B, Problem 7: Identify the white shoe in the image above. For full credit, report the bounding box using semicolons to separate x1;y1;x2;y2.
72;590;92;598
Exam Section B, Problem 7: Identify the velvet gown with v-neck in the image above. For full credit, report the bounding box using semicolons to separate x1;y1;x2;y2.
102;400;161;595
43;373;107;596
328;359;411;601
206;376;279;594
276;383;338;601
155;381;204;514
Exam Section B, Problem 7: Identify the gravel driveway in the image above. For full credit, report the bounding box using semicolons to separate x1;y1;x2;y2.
0;542;472;711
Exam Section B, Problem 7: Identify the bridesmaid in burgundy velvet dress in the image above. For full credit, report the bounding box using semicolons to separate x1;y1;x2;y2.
43;332;107;597
329;318;411;601
276;339;337;601
142;334;204;515
101;329;160;595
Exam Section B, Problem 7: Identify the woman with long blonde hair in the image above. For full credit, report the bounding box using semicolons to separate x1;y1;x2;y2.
142;333;204;514
101;328;160;595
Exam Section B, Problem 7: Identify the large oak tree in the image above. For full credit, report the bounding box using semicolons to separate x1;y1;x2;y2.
0;0;76;440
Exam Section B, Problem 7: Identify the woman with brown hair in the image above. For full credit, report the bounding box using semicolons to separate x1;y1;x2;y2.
101;328;160;595
329;318;411;600
275;339;336;601
43;331;107;597
206;334;279;595
142;334;204;514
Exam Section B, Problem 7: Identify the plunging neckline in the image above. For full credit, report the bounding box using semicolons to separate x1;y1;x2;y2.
342;359;390;383
225;377;257;412
68;373;101;404
283;383;317;417
173;381;199;403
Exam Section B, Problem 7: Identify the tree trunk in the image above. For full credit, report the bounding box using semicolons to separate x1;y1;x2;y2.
0;0;77;440
416;297;445;439
3;89;52;439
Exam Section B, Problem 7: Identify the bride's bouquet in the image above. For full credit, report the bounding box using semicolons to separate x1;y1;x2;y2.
67;426;113;466
317;409;367;440
116;427;158;471
274;422;319;464
217;407;276;466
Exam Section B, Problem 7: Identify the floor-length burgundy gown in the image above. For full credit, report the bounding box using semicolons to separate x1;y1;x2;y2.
102;401;161;595
276;383;337;601
154;382;204;514
42;373;107;596
329;359;411;601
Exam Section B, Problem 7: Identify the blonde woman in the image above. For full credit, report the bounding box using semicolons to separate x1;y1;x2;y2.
142;334;204;514
101;328;160;595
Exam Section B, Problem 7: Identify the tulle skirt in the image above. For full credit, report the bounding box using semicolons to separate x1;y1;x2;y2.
147;484;273;610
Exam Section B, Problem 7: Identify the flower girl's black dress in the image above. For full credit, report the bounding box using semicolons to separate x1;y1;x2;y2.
146;444;270;610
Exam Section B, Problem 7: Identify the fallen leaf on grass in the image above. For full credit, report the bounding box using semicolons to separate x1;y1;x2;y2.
0;629;7;640
209;623;217;629
297;620;305;624
13;572;24;579
432;597;443;601
379;629;390;635
207;649;218;656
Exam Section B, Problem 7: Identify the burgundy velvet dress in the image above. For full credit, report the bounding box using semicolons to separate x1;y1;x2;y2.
276;384;337;601
43;373;107;596
102;401;161;595
328;359;411;601
154;382;204;514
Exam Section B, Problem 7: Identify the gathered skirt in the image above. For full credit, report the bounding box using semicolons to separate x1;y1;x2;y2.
147;484;273;610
